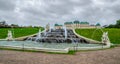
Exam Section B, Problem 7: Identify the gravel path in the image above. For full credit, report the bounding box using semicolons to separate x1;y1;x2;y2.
0;47;120;64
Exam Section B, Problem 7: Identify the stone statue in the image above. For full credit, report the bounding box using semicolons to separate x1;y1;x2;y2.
46;23;50;32
101;32;110;46
6;30;13;41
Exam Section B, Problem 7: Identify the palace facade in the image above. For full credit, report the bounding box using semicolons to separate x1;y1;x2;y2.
54;24;63;29
55;20;101;29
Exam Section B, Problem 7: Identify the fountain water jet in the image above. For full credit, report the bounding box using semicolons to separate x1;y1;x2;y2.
35;29;42;42
37;29;42;39
26;37;33;41
49;28;51;32
64;26;67;39
25;24;90;44
91;28;104;39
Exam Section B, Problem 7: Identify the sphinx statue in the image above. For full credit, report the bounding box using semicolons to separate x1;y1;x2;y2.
6;30;13;41
101;32;110;46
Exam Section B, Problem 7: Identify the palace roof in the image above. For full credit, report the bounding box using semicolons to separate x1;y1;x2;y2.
54;24;62;26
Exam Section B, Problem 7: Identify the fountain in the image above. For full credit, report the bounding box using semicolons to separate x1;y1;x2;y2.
35;29;42;41
0;24;111;53
49;28;51;32
64;26;67;39
6;30;13;41
26;27;89;44
44;29;47;38
26;37;33;41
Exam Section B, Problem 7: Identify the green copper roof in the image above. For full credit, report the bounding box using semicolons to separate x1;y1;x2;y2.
64;21;89;24
54;24;62;26
80;22;89;24
64;22;73;24
74;20;80;24
96;23;101;26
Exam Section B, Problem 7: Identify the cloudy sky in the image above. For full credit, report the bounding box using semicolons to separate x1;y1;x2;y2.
0;0;120;27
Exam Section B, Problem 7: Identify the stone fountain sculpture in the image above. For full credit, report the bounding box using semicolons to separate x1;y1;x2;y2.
25;24;89;43
6;30;13;41
35;29;42;42
44;23;50;36
46;23;50;32
101;32;111;46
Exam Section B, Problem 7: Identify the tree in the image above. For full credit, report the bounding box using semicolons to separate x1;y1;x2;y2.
116;20;120;28
96;23;101;26
116;19;120;25
107;24;115;28
106;19;120;28
11;24;19;27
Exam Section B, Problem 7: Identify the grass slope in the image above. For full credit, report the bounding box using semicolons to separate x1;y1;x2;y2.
0;27;44;39
75;28;120;44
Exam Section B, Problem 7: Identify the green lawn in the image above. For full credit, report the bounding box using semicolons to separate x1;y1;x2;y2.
0;27;44;39
75;28;120;44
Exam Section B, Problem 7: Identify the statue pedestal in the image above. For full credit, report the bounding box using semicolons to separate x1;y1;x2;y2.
6;38;13;41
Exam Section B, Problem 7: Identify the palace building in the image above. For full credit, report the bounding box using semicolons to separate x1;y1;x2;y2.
54;20;101;29
0;21;9;27
54;24;63;29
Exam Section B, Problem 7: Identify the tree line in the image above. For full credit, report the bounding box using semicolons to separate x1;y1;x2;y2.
0;21;42;28
105;20;120;28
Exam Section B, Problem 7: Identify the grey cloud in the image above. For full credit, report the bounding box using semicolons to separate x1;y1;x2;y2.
0;0;16;11
0;0;120;27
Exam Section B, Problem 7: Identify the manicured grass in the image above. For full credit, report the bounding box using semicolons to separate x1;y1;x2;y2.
0;27;44;39
75;28;120;44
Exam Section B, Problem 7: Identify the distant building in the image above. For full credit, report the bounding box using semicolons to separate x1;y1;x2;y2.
95;23;101;28
54;20;101;29
11;24;19;28
64;20;101;29
64;22;73;29
0;21;9;27
54;24;63;29
0;21;20;28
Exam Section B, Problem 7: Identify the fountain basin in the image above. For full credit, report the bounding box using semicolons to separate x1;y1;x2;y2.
0;41;110;53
